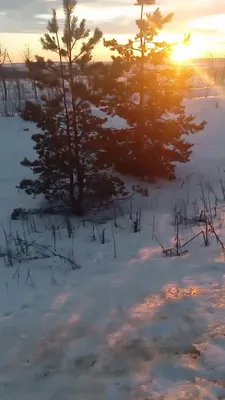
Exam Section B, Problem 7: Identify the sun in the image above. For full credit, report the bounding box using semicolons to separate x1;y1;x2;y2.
171;43;193;63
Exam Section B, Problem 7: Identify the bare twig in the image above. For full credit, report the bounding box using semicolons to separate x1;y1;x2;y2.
25;268;35;288
208;222;225;250
111;225;117;259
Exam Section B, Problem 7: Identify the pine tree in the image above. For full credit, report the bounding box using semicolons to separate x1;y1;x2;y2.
19;0;125;215
102;0;206;181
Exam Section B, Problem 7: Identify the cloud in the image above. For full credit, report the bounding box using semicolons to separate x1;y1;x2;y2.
0;0;60;33
0;0;224;55
190;14;225;33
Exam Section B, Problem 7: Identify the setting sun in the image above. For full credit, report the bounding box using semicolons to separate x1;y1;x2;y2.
171;44;190;63
171;42;201;63
171;43;192;63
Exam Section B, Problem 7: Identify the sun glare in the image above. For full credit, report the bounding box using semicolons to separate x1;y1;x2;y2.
170;37;205;64
171;44;193;63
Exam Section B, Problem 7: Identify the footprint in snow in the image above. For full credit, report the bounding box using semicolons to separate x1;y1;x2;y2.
73;354;97;372
20;304;31;310
3;311;13;318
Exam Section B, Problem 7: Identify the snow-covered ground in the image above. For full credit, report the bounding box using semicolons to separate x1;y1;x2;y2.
1;97;225;399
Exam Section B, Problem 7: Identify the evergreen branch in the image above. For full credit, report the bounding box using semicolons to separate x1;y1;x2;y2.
72;49;85;62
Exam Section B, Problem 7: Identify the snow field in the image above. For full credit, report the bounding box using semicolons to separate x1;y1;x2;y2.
0;96;225;399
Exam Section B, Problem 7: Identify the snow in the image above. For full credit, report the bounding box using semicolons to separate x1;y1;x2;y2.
1;96;225;399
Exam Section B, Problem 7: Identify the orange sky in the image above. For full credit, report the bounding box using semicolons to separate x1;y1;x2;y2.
0;0;224;61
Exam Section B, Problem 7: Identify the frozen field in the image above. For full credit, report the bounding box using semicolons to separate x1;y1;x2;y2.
1;97;225;399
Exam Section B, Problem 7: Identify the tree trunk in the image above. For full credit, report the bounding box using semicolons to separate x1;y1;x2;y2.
66;12;84;217
33;80;38;100
2;76;8;115
135;3;145;177
69;174;84;216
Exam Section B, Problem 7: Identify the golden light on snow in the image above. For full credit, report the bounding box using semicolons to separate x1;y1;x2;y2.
128;246;161;265
129;284;203;323
162;284;202;299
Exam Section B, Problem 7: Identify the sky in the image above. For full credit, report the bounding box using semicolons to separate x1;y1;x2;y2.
0;0;224;61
